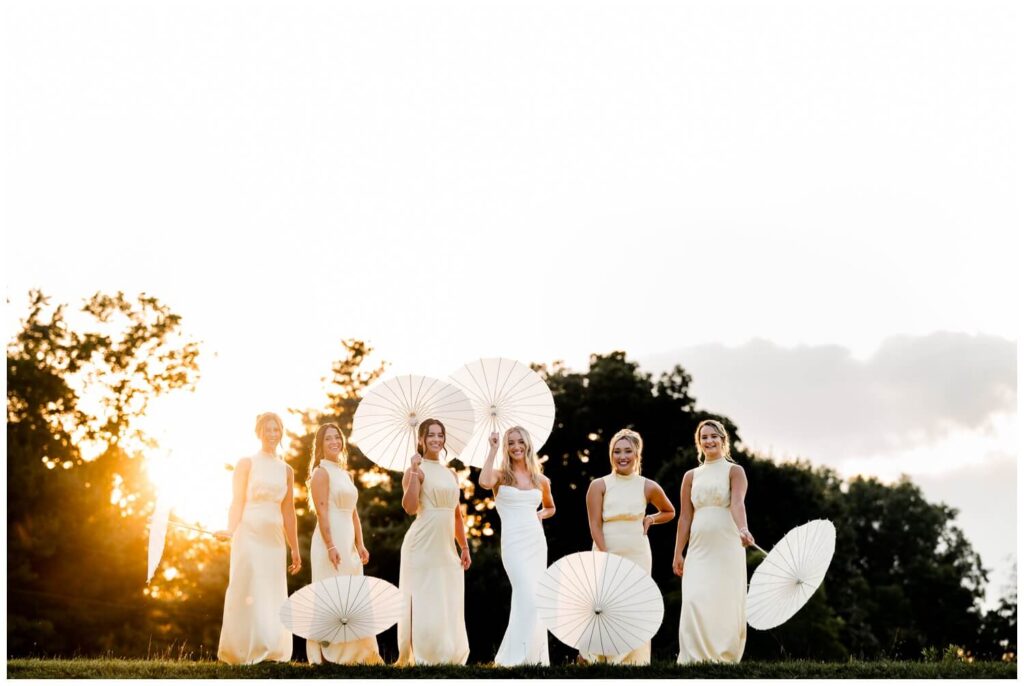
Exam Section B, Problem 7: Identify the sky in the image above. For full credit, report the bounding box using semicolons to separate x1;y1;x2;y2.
3;0;1019;606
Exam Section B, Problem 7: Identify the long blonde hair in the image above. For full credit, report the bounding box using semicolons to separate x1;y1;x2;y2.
499;426;543;488
608;428;643;475
694;419;735;464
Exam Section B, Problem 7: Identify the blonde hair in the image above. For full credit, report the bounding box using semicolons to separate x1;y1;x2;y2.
499;426;543;489
608;428;643;475
254;412;284;446
694;419;735;464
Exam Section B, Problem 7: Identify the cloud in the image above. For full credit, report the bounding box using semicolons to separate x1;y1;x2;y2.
641;332;1016;466
641;332;1016;609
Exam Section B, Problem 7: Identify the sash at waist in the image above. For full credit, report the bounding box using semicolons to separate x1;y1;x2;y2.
603;513;644;522
245;500;281;509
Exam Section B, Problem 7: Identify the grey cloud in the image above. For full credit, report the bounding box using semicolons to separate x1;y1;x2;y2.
640;332;1016;464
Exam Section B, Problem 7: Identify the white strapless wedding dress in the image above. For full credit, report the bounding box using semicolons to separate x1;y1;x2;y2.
493;486;550;666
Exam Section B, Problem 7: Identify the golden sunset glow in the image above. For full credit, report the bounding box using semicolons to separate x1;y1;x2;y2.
144;448;233;531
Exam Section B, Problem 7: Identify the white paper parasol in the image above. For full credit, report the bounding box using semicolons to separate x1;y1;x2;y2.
147;492;172;584
536;550;664;658
746;519;837;630
448;357;556;468
350;375;475;472
147;497;216;583
280;575;404;644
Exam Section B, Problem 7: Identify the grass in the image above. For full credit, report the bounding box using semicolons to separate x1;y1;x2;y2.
6;658;1017;679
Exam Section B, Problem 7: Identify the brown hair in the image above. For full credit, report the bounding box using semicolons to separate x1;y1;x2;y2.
416;418;447;460
307;422;348;507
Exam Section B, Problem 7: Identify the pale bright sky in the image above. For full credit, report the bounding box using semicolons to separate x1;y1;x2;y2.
3;0;1019;606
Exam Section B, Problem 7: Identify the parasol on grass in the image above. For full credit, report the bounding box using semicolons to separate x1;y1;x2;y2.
535;550;664;658
280;575;404;645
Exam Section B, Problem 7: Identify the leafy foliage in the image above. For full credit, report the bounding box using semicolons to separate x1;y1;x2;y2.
6;295;1010;661
7;290;200;655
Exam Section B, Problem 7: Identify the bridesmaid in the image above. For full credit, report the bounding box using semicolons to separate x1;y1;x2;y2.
396;418;471;665
216;412;302;664
584;428;675;665
306;422;383;665
673;419;754;664
479;426;556;666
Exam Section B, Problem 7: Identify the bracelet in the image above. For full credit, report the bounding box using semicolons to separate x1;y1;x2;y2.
327;546;337;551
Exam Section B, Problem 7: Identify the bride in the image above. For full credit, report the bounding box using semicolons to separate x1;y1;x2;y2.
479;426;556;666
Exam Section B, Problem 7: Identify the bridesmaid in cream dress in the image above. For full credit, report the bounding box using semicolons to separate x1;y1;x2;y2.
306;423;383;665
673;419;755;664
216;412;303;664
583;428;676;665
479;427;555;666
396;418;471;665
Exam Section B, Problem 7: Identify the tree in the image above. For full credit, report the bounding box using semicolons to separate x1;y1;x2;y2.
9;318;996;663
7;290;200;656
843;476;986;657
976;562;1017;660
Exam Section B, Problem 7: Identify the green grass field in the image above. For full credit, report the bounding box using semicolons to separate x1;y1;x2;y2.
6;658;1016;679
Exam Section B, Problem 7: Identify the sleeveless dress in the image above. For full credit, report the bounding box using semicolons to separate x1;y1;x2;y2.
307;461;383;665
583;471;652;665
493;485;550;666
218;452;293;664
677;457;747;663
396;459;470;665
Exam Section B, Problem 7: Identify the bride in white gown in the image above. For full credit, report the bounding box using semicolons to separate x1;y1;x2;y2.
479;427;556;666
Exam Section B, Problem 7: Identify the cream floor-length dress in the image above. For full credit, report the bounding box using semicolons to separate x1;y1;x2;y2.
396;459;470;665
493;485;549;666
307;460;383;665
583;470;652;665
677;457;747;663
218;452;293;664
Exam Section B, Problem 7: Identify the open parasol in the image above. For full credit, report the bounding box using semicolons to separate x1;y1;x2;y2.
147;492;173;583
448;357;556;468
350;374;475;472
746;519;837;630
147;496;216;583
280;575;404;645
535;550;664;658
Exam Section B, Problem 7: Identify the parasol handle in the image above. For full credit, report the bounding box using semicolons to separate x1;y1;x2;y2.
750;543;769;555
168;521;217;536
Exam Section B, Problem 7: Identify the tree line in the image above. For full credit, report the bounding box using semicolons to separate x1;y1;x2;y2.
6;290;1016;662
